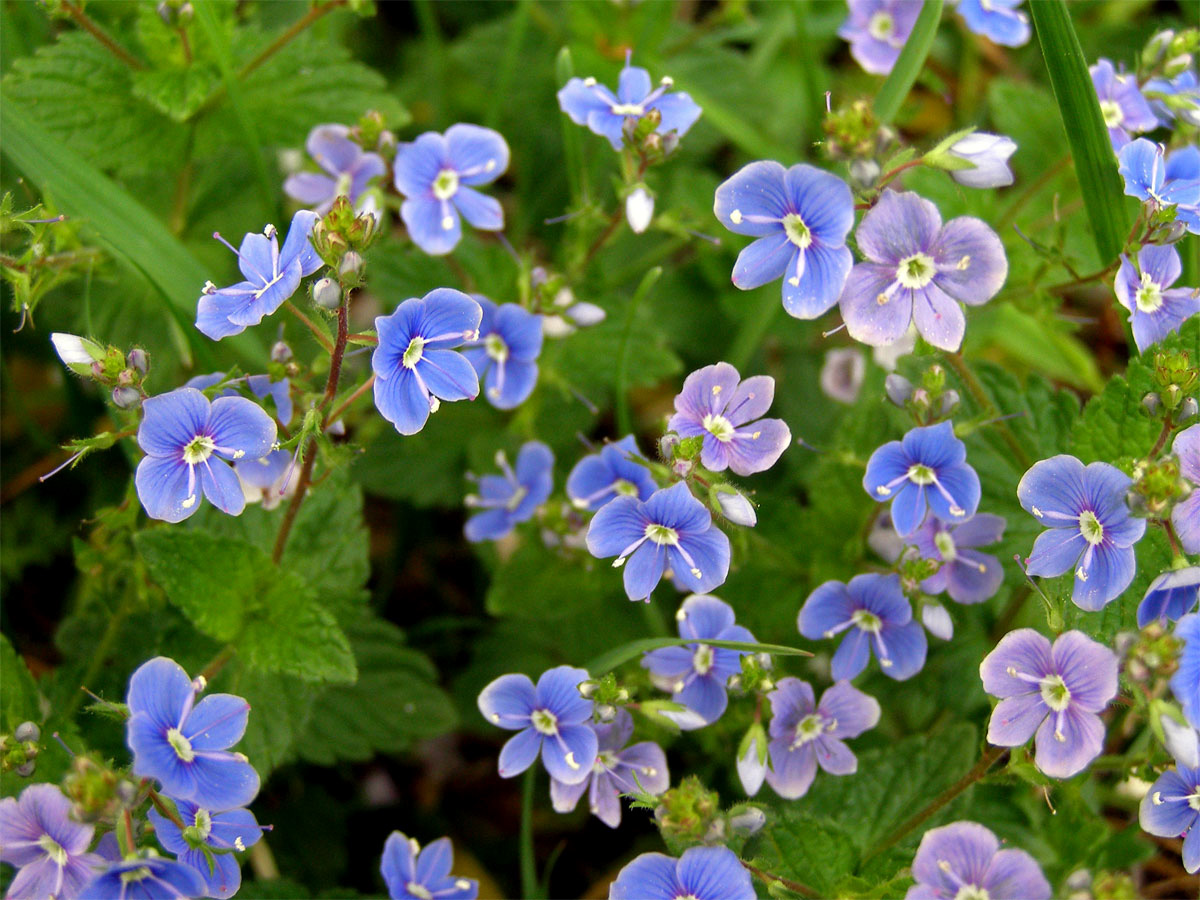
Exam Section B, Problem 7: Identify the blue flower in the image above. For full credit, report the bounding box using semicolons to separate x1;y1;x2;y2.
642;594;755;727
911;513;1006;605
380;832;478;900
863;421;981;537
184;372;293;426
393;124;509;256
586;482;731;602
982;629;1118;778
955;0;1030;47
126;657;259;811
557;53;702;151
763;679;880;799
372;289;483;436
1140;763;1200;874
1174;614;1200;730
284;123;387;216
1091;59;1158;150
1018;455;1146;611
667;363;792;476
1144;69;1200;128
134;387;277;523
1117;139;1200;235
799;573;928;680
838;0;923;75
0;784;104;900
463;442;554;543
147;799;263;900
460;296;543;410
566;435;658;511
549;709;669;828
713;161;854;319
82;855;208;900
1175;425;1200;555
195;211;322;340
907;822;1051;900
477;665;599;784
234;450;296;508
1139;567;1200;629
609;845;754;900
1114;244;1200;353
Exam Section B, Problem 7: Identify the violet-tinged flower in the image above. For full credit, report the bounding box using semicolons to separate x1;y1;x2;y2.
1115;244;1200;352
1174;614;1200;730
195;211;322;340
0;784;104;900
911;513;1006;605
1174;425;1200;555
1139;567;1200;628
946;132;1018;188
819;347;865;404
838;0;923;75
642;594;755;726
863;421;981;537
147;800;262;900
284;124;387;216
1018;455;1146;610
549;709;668;828
714;162;854;319
667;362;791;476
906;821;1051;900
586;482;731;602
1118;140;1200;236
478;665;598;784
955;0;1030;47
557;54;701;152
134;387;276;523
393;124;509;256
763;679;879;799
1091;59;1158;150
609;846;754;900
981;629;1118;778
799;573;928;680
460;296;543;410
1141;762;1200;873
126;657;259;811
567;436;658;512
463;443;554;543
381;832;478;900
372;289;482;436
82;856;208;900
840;191;1007;351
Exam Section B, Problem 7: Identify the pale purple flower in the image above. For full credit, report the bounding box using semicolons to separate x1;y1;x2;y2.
763;678;880;799
1114;244;1200;352
840;191;1007;352
463;443;554;543
906;821;1051;899
460;295;543;410
911;513;1006;605
1091;59;1158;150
284;124;387;215
946;132;1017;188
955;0;1030;47
1140;761;1200;873
820;348;865;404
1173;425;1200;554
0;784;104;900
838;0;923;75
147;799;263;899
667;362;791;476
609;846;754;900
1139;567;1200;628
981;629;1118;778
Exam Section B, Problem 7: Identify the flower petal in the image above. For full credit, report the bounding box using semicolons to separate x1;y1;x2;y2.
1071;543;1135;611
535;666;592;724
1033;706;1105;778
498;728;542;778
199;459;246;517
402;196;461;256
1052;631;1118;712
374;368;432;436
541;723;598;785
930;217;1007;306
677;594;735;641
184;694;249;751
587;496;648;558
856;191;942;264
987;693;1047;746
980;629;1054;696
911;282;967;351
139;388;211;457
730;234;794;290
394;132;448;197
714;161;790;236
782;243;852;319
445;124;510;185
840;264;913;346
766;740;817;799
453;186;504;231
136;455;197;523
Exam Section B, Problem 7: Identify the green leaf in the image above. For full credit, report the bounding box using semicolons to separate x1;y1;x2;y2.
1029;0;1131;262
0;634;39;733
584;637;810;676
872;0;944;124
485;542;622;620
232;668;316;776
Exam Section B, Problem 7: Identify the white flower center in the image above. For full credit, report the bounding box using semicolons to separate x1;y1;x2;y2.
868;11;894;39
182;435;215;465
1079;510;1104;545
1189;792;1200;812
406;882;434;900
692;644;714;675
484;333;508;363
613;478;639;497
193;808;212;840
702;413;736;442
791;713;826;748
907;463;936;485
1099;99;1124;129
954;886;991;900
1040;674;1072;712
782;213;812;249
596;750;618;772
432;169;459;201
37;834;68;866
897;253;936;289
611;102;645;116
167;726;195;763
934;531;957;562
121;867;154;885
645;523;679;546
402;336;425;369
1135;273;1164;313
531;708;558;735
851;609;882;633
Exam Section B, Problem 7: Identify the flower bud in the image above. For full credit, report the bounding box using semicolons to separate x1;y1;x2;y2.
848;158;880;188
312;277;341;310
820;348;865;405
1144;30;1176;68
112;387;142;410
271;341;293;364
736;726;767;796
625;187;655;234
51;333;106;376
728;806;766;836
1180;396;1199;423
565;302;606;328
885;373;914;407
15;761;35;777
339;251;364;279
945;133;1016;189
540;314;574;338
921;601;954;641
713;487;756;527
940;389;961;417
1142;392;1163;416
659;433;680;458
126;348;149;376
14;722;39;743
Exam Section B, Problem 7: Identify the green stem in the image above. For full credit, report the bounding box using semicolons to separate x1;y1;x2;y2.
239;1;345;80
615;268;662;435
59;1;144;69
741;861;820;898
198;645;236;683
520;769;539;899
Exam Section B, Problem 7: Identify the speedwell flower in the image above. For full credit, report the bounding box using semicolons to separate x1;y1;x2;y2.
478;665;598;784
763;679;880;799
147;799;263;900
863;421;981;537
284;123;387;216
381;832;478;900
463;442;554;543
1118;139;1200;235
1173;424;1200;555
839;191;1007;351
1140;763;1200;873
1139;567;1200;628
82;855;208;900
461;296;543;410
1114;244;1200;353
126;657;259;811
911;513;1006;605
1091;59;1158;150
394;124;509;256
798;573;928;680
609;846;754;900
667;362;791;476
714;162;854;318
586;482;731;602
1175;613;1200;729
981;629;1119;778
642;594;755;726
195;210;322;340
1018;455;1146;610
0;784;104;900
372;289;482;436
905;821;1051;899
955;0;1031;47
838;0;922;75
566;435;658;511
134;387;277;523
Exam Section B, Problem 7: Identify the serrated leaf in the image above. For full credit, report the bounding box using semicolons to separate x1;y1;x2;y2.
131;65;220;122
240;570;356;684
485;542;622;620
232;668;316;777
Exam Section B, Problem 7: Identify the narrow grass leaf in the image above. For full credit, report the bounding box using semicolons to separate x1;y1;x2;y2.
872;0;943;124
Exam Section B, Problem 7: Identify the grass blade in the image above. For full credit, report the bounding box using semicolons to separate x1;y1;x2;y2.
872;0;944;124
1029;0;1130;263
585;636;810;676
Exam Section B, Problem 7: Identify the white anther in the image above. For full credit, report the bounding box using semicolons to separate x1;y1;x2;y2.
730;209;743;224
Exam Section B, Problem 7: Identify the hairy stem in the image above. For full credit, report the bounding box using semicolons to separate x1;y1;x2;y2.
147;788;186;829
239;1;345;80
741;861;821;898
1149;416;1175;459
285;301;335;354
60;1;144;69
326;374;376;426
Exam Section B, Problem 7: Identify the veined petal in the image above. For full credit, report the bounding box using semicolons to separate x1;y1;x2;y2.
714;161;790;236
730;234;793;290
453;186;504;231
498;728;542;778
587;496;648;557
1071;543;1135;611
980;629;1054;696
911;282;966;351
184;694;250;751
987;693;1047;746
1052;631;1118;712
624;541;666;601
931;217;1007;306
199;459;246;517
279;210;321;276
1033;705;1104;778
856;191;942;264
402;196;462;256
765;739;818;799
535;666;592;724
840;264;913;346
127;657;194;728
418;349;480;402
394;132;449;197
445;124;509;185
782;243;852;319
136;455;199;523
139;388;211;457
541;723;598;785
189;752;260;809
207;396;277;460
374;368;432;436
